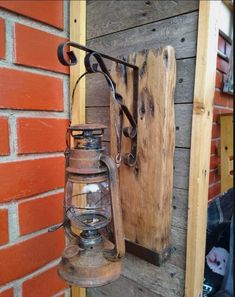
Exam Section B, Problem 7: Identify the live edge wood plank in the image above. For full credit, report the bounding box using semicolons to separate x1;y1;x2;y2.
110;47;176;254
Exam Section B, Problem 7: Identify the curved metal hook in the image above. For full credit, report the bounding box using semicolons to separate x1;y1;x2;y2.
57;41;138;166
57;41;138;69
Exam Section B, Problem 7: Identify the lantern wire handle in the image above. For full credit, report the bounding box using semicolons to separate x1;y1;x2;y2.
70;70;123;166
57;41;138;167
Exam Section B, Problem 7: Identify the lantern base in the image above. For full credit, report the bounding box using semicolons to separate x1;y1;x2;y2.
58;242;122;287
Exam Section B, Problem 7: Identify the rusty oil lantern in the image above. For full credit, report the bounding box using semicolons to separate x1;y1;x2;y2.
58;124;125;287
53;41;139;288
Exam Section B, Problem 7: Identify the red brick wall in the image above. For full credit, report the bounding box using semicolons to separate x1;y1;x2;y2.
208;33;233;200
0;2;70;296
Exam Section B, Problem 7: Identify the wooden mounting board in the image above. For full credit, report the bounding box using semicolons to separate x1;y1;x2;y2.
110;47;176;264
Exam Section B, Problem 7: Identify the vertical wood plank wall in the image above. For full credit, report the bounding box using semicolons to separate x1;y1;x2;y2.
85;1;199;297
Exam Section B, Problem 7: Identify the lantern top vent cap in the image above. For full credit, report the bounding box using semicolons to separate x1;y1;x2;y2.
68;124;107;139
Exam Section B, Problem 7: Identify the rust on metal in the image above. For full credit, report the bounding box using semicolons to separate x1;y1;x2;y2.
57;123;125;287
57;41;139;166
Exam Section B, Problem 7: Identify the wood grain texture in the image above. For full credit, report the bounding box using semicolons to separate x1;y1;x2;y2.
173;148;190;190
175;58;196;104
70;1;86;126
87;105;192;148
94;141;191;192
123;253;185;297
87;12;198;60
87;275;160;297
88;222;186;297
70;1;86;297
172;188;188;230
87;0;199;39
86;58;196;107
185;1;220;296
85;2;199;296
175;104;192;148
110;48;176;254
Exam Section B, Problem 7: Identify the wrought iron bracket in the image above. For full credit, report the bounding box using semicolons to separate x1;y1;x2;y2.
57;41;139;166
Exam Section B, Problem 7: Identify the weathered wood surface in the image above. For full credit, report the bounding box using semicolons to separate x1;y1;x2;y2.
86;1;198;296
109;48;176;253
86;58;196;107
70;2;86;297
185;2;220;296
173;148;190;190
87;12;198;60
175;104;192;148
174;58;196;104
88;224;186;297
172;188;188;230
123;253;185;297
88;250;185;297
87;104;192;148
87;0;199;39
87;275;160;297
102;141;190;191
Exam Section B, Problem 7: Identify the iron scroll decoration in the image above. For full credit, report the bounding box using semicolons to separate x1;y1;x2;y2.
57;41;139;167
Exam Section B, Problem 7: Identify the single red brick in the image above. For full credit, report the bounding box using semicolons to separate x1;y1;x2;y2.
0;68;63;111
0;209;9;246
225;42;232;57
14;24;68;74
0;288;14;297
19;193;64;235
0;1;63;29
213;106;233;122
210;139;219;155
217;56;229;74
0;18;5;59
214;90;233;108
209;170;220;184
0;157;65;203
17;118;68;154
218;34;226;54
215;71;223;89
211;123;220;139
208;182;221;200
0;229;64;286
22;265;67;297
210;155;220;171
0;117;10;156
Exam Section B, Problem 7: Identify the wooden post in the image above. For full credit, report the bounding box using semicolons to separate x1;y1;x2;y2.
185;1;220;297
70;1;86;297
70;0;86;125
